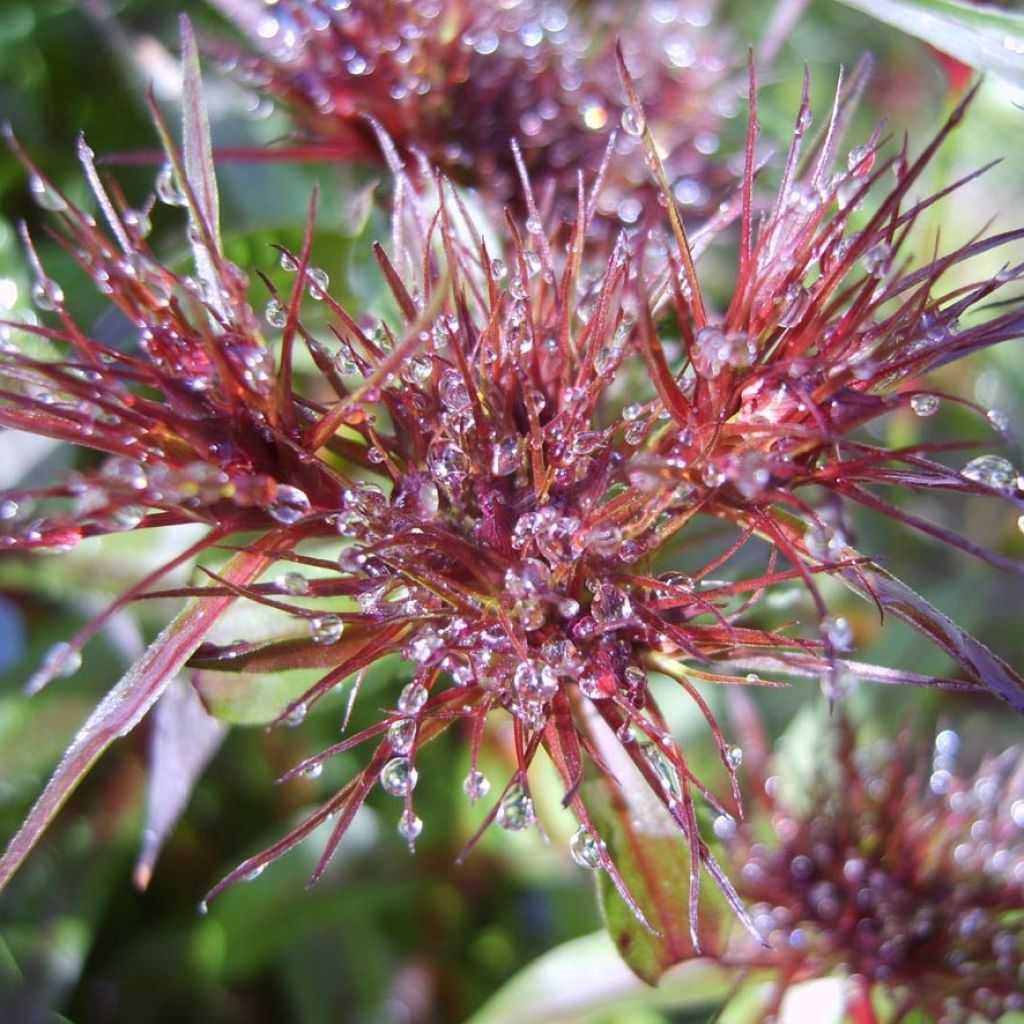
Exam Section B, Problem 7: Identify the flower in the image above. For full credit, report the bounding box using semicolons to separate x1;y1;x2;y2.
205;0;732;221
715;711;1024;1022
0;32;1022;946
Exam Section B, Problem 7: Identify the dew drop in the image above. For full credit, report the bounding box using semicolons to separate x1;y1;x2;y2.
380;756;417;796
310;613;343;645
962;455;1018;492
243;863;265;882
279;251;298;272
490;258;507;280
621;104;646;137
725;745;743;770
388;718;417;754
496;786;534;831
265;298;288;328
910;394;939;417
569;826;602;869
31;278;64;311
283;701;307;727
713;814;737;839
398;681;428;715
28;174;67;212
155;162;186;206
463;769;490;801
267;484;311;524
1010;799;1024;828
306;266;329;299
822;615;853;650
276;571;311;595
398;809;423;842
302;762;324;779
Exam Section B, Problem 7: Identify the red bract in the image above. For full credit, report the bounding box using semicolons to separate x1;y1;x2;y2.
205;0;731;221
0;34;1022;949
715;709;1024;1021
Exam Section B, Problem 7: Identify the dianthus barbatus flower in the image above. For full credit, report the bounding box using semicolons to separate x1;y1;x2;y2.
1;33;1023;949
205;0;732;222
714;709;1024;1022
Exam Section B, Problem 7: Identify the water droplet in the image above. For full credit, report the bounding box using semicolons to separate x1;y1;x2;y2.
1010;799;1024;828
490;258;507;280
28;174;67;212
463;769;490;801
496;786;534;831
591;583;632;623
962;455;1018;492
276;571;311;595
822;615;853;650
398;681;428;715
569;826;602;869
440;368;471;412
31;278;64;311
38;641;82;681
427;439;470;484
397;809;423;842
123;208;152;239
861;242;892;277
987;408;1011;435
725;745;743;770
525;214;542;235
621;104;646;137
283;701;307;727
265;298;288;328
513;659;558;702
310;613;343;645
302;762;324;779
578;668;610;701
642;744;680;798
279;251;298;272
490;437;519;476
155;162;186;206
243;863;265;882
386;717;417;757
713;814;737;839
911;394;939;417
380;756;417;796
306;266;329;299
267;485;311;524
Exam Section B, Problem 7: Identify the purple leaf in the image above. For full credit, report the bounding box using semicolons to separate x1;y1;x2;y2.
134;675;227;890
841;563;1024;712
0;547;272;895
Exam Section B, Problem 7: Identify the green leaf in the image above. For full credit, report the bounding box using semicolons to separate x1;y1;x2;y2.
835;0;1024;86
582;727;728;985
468;931;733;1024
0;546;272;895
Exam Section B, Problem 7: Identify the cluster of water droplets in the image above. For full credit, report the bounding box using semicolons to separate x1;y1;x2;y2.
724;730;1024;1017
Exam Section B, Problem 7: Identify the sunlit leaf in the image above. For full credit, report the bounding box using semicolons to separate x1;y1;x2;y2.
836;0;1024;86
468;931;733;1024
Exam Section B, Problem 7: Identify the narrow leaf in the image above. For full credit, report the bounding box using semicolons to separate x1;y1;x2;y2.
134;675;227;890
836;0;1024;86
0;546;271;895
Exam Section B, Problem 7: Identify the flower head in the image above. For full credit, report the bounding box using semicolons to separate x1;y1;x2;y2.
1;37;1023;948
206;0;731;220
716;712;1024;1021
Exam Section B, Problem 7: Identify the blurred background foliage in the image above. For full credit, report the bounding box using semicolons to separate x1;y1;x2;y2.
1;2;1023;1022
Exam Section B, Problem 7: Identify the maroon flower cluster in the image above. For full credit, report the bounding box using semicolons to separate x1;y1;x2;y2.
206;0;732;219
717;714;1024;1022
0;13;1022;953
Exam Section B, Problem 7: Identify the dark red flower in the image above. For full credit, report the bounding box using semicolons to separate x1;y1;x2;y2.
204;0;732;222
714;708;1024;1022
0;34;1022;950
